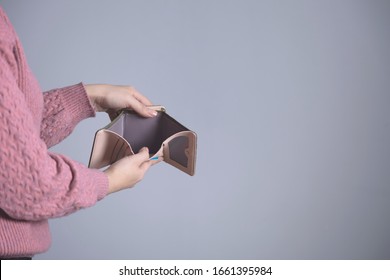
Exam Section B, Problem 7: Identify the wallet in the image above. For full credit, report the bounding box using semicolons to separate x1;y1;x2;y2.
88;106;197;176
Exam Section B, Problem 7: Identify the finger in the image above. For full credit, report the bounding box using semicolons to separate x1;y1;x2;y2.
126;97;157;118
129;87;153;106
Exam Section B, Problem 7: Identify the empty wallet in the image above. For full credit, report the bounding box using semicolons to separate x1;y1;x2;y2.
88;106;197;176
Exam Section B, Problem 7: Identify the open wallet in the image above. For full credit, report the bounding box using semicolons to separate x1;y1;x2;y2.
88;106;197;176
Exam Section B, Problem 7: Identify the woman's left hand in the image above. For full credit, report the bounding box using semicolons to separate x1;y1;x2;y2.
84;84;157;118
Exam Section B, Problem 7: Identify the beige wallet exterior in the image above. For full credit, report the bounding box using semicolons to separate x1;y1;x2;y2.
88;106;197;176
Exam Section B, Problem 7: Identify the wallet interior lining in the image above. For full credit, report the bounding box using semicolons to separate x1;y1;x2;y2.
107;111;188;154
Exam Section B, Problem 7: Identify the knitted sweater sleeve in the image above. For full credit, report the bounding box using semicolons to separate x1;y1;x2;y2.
0;54;109;222
40;83;95;148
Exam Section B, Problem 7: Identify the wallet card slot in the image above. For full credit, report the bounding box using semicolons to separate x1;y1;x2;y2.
167;136;189;168
110;138;128;163
162;130;197;176
89;129;131;169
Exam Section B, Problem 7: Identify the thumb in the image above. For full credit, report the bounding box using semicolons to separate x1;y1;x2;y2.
132;147;150;163
136;147;153;173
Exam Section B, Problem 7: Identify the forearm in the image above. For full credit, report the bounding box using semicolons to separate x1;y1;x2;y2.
41;83;96;147
1;150;109;221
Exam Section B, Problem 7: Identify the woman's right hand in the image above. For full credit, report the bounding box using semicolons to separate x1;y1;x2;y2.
104;147;162;194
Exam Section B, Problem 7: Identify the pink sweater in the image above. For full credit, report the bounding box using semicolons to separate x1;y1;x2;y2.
0;7;108;258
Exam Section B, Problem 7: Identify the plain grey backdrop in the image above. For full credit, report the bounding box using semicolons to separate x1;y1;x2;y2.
2;0;390;259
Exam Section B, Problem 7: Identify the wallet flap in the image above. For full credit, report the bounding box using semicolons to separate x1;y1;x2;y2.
162;131;197;176
88;129;133;169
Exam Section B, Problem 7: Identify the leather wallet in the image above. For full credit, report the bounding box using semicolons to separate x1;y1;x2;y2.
88;106;197;176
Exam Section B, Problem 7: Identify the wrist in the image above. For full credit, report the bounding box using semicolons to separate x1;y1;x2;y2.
84;84;106;112
104;169;119;194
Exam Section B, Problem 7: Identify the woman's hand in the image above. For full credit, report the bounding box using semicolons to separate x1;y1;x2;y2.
104;147;162;194
84;84;158;118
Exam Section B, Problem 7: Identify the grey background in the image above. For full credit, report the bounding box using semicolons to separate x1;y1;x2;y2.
2;0;390;259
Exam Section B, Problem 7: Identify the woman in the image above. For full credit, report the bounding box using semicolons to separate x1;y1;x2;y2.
0;6;161;259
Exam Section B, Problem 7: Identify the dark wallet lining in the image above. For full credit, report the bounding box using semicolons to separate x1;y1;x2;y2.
108;111;188;154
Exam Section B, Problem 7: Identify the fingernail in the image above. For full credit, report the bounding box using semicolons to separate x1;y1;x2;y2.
148;109;158;116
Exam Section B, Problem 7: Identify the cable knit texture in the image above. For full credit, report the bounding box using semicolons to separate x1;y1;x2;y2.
0;7;108;258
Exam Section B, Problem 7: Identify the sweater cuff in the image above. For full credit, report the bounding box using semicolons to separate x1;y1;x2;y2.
85;168;110;201
59;83;96;124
